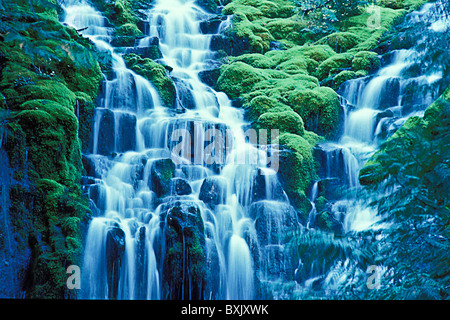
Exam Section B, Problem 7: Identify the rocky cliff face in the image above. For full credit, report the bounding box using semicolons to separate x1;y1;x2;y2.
0;0;102;298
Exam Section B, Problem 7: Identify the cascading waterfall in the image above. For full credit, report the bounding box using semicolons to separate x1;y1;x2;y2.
59;0;449;300
62;0;297;300
306;0;449;291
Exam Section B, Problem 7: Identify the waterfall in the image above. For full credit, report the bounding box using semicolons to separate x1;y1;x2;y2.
304;0;449;292
61;0;298;300
315;1;448;231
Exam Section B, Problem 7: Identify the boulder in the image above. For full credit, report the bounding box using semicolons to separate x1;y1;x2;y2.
250;201;298;246
170;177;192;195
199;176;227;207
150;158;175;197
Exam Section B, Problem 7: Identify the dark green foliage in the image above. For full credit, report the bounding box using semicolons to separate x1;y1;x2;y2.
293;0;367;34
358;90;450;299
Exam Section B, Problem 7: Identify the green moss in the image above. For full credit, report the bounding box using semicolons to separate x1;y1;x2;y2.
16;80;76;111
112;22;144;47
295;45;336;64
288;86;342;138
352;51;381;73
277;132;317;194
123;53;176;107
229;53;276;69
315;32;361;53
265;18;309;45
216;61;269;100
315;52;354;81
244;95;291;122
334;70;358;89
248;73;319;105
256;110;305;136
359;159;388;185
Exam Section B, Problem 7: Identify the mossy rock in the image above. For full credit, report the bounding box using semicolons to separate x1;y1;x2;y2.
247;74;319;105
229;53;275;69
123;53;176;107
277;57;309;75
352;51;381;73
14;80;77;111
265;18;310;45
256;110;305;137
223;10;274;53
112;22;143;47
244;95;291;122
277;132;317;194
359;159;388;185
333;70;358;90
315;32;361;53
216;61;269;100
295;45;336;64
315;53;354;81
288;86;342;138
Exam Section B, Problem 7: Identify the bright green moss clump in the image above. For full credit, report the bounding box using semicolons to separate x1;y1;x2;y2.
277;132;317;197
216;61;269;100
288;86;342;139
256;110;305;136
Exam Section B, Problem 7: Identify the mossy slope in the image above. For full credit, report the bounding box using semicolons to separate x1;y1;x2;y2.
0;0;102;298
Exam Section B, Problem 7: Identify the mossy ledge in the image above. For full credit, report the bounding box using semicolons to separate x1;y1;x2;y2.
0;0;102;298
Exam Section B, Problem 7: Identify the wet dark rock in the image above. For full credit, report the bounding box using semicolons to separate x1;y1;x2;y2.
95;108;115;156
123;38;163;60
162;202;206;299
173;78;196;110
106;226;125;300
115;112;136;153
170;177;192;195
198;68;220;88
199;176;227;207
250;201;298;246
199;17;224;34
150;158;175;197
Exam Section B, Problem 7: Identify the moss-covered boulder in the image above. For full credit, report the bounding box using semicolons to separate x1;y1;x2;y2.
216;61;269;100
315;53;354;81
123;53;176;108
256;110;305;136
277;132;317;198
244;95;291;122
352;51;381;73
315;32;361;53
288;86;342;138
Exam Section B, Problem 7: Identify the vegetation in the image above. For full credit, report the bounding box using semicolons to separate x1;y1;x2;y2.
0;0;102;298
358;87;450;299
